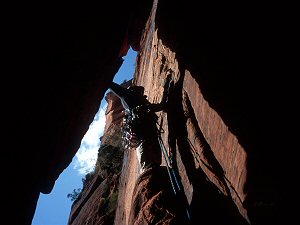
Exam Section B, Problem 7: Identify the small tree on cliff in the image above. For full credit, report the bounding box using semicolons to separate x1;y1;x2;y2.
67;188;82;202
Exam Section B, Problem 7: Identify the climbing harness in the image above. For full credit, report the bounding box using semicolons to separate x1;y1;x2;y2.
121;104;158;149
111;78;191;222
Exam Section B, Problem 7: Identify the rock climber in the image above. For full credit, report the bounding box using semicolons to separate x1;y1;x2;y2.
109;75;171;173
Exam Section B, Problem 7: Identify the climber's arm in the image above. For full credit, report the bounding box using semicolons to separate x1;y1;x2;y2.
109;82;129;99
109;82;133;110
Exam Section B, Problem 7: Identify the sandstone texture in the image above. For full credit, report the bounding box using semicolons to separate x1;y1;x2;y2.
116;0;294;224
4;0;296;225
68;90;126;225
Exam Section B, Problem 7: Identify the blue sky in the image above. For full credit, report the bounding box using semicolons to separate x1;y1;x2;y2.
32;48;137;225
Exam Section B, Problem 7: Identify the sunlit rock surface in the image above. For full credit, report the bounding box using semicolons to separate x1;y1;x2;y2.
6;0;295;224
4;1;150;225
68;89;126;225
114;0;293;224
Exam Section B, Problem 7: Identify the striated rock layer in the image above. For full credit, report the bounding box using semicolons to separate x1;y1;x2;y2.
68;0;295;224
4;1;152;225
68;88;126;225
115;0;295;225
5;0;295;224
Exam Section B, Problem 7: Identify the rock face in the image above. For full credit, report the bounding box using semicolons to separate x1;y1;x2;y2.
115;1;295;225
3;2;152;225
68;89;126;225
101;80;132;145
5;0;296;225
127;166;185;225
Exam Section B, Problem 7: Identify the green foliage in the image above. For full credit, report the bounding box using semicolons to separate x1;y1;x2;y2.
94;123;124;179
82;170;95;189
107;192;118;212
95;144;123;179
97;192;118;218
101;123;123;147
67;122;124;212
101;180;110;196
67;188;82;202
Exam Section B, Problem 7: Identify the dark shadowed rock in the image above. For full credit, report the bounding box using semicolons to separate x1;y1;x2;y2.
4;0;296;224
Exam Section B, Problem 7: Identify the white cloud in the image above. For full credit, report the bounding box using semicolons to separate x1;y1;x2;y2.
72;102;107;175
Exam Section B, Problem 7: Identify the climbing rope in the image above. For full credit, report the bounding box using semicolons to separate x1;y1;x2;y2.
157;134;180;193
157;135;177;194
156;123;191;222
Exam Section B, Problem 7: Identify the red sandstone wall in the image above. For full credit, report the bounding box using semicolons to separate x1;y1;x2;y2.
117;0;249;223
68;1;292;224
68;89;127;225
114;147;140;225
